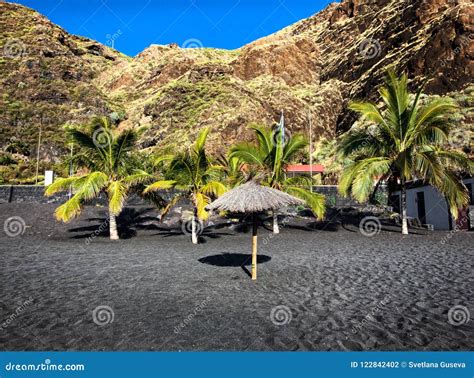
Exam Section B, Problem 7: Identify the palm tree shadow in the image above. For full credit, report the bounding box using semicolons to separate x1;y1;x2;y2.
285;221;341;232
223;213;268;233
152;223;234;243
341;217;429;235
68;207;159;239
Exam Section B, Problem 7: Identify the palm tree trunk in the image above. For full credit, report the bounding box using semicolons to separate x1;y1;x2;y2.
401;182;408;235
272;211;279;234
191;207;198;244
109;212;119;240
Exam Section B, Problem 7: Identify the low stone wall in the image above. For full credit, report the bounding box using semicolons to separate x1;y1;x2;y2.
0;185;68;204
0;185;363;208
0;185;176;206
312;185;361;207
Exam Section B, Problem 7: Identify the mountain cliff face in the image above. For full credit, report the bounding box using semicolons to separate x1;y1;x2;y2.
0;2;127;164
0;0;472;175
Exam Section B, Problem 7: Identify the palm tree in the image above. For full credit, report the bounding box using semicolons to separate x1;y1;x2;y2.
144;128;227;244
45;117;150;240
215;155;246;188
338;70;472;234
229;124;325;233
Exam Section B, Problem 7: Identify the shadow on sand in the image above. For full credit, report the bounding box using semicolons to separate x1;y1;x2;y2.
68;207;234;242
199;253;271;278
68;207;158;239
151;225;234;244
199;253;271;267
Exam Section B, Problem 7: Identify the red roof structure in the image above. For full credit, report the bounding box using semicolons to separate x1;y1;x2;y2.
286;164;325;173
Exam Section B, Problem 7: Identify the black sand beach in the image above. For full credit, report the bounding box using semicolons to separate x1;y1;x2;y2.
1;203;473;351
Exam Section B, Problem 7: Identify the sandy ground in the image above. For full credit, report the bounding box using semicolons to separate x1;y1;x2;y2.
0;203;473;351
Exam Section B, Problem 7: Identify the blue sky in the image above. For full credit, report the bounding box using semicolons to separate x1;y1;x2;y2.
12;0;335;56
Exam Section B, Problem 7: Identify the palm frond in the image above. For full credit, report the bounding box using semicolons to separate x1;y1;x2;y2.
284;176;313;187
144;180;177;194
436;149;474;173
412;98;458;133
201;181;228;197
107;181;128;215
68;129;103;154
45;176;83;196
193;127;210;155
349;102;386;125
284;186;326;220
75;171;108;201
349;101;398;145
229;142;265;166
122;170;154;186
338;161;361;197
54;195;83;223
436;172;469;220
338;128;377;159
112;129;137;168
407;98;458;147
153;154;175;167
250;124;273;155
282;134;308;162
350;158;391;203
195;191;210;220
338;158;391;202
413;149;444;188
379;70;410;134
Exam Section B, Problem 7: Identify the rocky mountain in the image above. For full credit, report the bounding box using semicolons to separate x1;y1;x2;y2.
0;0;472;181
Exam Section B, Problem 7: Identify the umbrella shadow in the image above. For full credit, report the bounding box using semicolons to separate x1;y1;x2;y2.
198;253;271;278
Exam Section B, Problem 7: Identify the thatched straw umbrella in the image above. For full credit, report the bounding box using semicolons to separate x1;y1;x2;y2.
206;181;303;280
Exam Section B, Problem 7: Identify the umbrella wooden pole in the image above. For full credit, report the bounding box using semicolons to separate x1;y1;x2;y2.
252;213;258;280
